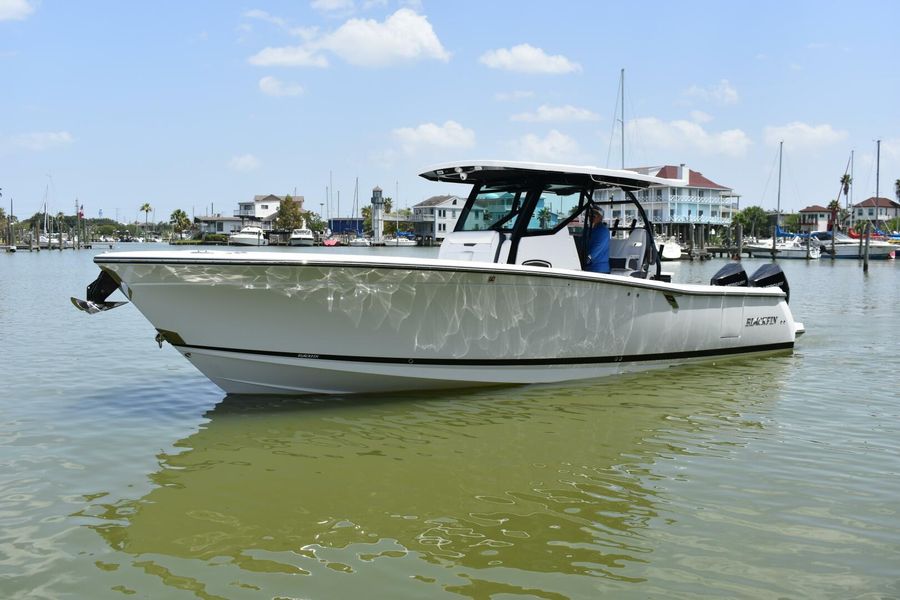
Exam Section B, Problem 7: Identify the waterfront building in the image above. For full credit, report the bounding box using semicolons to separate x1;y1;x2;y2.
851;197;900;227
195;215;242;236
412;195;466;243
799;205;830;232
328;217;364;236
234;194;305;231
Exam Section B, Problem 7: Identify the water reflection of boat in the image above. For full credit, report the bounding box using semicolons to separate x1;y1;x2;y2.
87;361;788;597
75;161;803;394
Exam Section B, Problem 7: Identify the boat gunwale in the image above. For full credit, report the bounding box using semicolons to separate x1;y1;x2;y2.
94;251;787;299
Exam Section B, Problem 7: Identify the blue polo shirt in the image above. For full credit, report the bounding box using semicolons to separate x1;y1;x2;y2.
586;223;610;273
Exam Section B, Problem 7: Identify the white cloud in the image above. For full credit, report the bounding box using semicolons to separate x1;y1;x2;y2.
248;46;329;67
8;131;74;151
247;9;448;68
243;9;288;28
311;0;355;13
763;122;847;149
479;44;581;74
514;130;581;163
495;90;534;102
0;0;33;21
690;110;713;123
258;76;304;97
511;104;599;123
228;154;262;172
628;117;751;157
392;120;475;154
317;9;449;67
683;79;739;105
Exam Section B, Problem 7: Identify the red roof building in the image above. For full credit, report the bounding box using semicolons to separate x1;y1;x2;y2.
852;197;900;222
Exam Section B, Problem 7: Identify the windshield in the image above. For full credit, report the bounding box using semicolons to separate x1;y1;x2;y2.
458;188;525;232
457;184;587;233
527;188;583;232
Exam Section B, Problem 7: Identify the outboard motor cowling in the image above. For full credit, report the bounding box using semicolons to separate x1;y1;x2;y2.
749;263;790;303
710;263;748;287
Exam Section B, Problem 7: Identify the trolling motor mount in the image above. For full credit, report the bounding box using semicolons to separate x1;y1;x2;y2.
71;269;128;314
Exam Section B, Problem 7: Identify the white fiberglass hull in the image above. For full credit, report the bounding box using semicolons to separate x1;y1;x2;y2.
95;250;800;395
821;242;894;259
746;244;820;259
289;238;315;246
229;235;268;246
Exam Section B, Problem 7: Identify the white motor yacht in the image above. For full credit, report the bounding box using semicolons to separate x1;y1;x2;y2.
384;235;417;247
347;237;371;247
811;231;895;259
289;228;315;247
73;160;804;395
229;226;268;246
746;236;821;259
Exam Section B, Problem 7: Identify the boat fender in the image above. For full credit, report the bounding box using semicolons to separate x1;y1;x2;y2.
709;263;748;287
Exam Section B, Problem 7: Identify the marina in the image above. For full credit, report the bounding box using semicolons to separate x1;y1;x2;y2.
3;2;900;598
2;244;900;598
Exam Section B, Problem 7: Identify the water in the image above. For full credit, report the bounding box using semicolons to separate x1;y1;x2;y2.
2;246;899;599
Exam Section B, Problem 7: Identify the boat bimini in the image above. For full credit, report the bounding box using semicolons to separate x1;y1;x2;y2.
72;161;804;395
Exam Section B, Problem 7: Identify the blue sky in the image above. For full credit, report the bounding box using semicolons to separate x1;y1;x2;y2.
2;0;899;223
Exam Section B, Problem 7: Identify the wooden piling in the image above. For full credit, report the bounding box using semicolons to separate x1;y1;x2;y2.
863;222;870;272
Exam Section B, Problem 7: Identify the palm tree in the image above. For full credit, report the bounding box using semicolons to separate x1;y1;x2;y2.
895;178;900;203
170;209;190;239
536;206;553;228
140;203;152;232
840;174;852;208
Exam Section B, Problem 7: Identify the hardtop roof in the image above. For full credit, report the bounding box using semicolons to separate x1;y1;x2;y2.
419;160;676;190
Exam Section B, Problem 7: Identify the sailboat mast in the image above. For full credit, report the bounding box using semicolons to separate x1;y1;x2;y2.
875;139;881;199
776;140;783;236
620;68;625;169
849;150;854;209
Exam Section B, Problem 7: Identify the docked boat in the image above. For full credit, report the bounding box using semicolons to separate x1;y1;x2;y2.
229;226;268;246
657;237;682;261
322;237;342;247
73;160;804;395
384;234;417;247
810;231;895;259
289;228;315;247
746;236;821;259
347;236;371;247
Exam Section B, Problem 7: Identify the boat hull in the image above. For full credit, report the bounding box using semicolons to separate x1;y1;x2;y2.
289;239;315;246
96;251;798;395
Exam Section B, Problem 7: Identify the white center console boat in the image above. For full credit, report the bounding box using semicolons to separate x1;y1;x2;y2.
73;161;804;395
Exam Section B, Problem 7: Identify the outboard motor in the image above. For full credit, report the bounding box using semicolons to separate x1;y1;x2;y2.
710;262;748;287
749;263;790;303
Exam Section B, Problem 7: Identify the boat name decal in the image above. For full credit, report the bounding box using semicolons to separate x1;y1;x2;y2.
745;316;778;327
297;353;320;359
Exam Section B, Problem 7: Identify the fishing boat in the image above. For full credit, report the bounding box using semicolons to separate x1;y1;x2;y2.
288;228;315;247
73;160;804;395
229;226;268;246
746;236;821;259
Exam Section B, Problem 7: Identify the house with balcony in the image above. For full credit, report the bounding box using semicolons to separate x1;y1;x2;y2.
234;194;305;231
412;195;466;242
197;214;242;236
851;197;900;227
799;205;830;232
595;164;737;245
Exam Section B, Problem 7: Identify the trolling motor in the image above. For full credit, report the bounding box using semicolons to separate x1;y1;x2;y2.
70;269;128;314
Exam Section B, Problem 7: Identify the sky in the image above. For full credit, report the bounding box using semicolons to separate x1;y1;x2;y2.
2;0;899;224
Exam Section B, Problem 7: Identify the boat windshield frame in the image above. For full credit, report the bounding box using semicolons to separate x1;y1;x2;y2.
454;174;661;278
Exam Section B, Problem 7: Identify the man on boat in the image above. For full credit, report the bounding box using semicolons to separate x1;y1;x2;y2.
586;207;610;274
